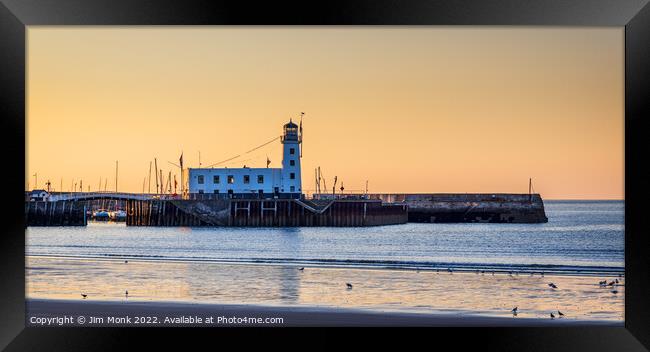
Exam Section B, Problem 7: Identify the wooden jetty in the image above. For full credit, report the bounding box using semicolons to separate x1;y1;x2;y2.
126;199;407;227
25;201;87;226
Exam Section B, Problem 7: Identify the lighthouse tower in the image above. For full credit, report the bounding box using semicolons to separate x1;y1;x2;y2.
281;119;302;198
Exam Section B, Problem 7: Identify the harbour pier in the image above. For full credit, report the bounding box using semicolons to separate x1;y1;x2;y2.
125;198;408;227
25;200;87;226
369;193;548;223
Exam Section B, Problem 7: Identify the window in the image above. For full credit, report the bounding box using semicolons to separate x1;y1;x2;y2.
289;148;295;155
290;160;295;166
257;175;264;183
290;173;295;180
213;190;219;194
243;175;250;184
227;175;234;184
290;186;295;192
198;189;204;194
213;175;220;184
274;187;279;194
197;175;204;184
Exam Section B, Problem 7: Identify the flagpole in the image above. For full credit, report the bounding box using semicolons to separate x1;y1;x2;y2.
179;152;184;199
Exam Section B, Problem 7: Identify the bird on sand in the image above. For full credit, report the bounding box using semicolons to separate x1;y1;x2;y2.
611;289;618;294
81;294;87;299
608;281;616;286
558;310;565;317
548;283;558;289
346;283;353;289
124;260;128;264
447;268;453;274
615;279;619;284
511;307;518;315
550;312;555;319
599;280;607;286
125;290;129;298
298;267;304;271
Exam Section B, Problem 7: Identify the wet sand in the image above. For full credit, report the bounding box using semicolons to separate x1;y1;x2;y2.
26;256;625;324
26;298;620;327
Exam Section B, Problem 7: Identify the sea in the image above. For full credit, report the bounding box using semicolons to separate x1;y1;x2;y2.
27;201;624;275
25;200;625;321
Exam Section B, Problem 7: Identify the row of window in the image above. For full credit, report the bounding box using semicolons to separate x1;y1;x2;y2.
197;186;296;194
197;173;295;185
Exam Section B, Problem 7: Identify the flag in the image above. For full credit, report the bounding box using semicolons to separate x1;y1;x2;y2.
179;152;184;168
266;156;271;168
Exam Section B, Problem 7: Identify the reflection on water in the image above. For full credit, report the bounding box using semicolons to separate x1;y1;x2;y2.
27;256;624;321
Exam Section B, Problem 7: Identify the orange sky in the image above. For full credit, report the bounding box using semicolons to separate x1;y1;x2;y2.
26;27;624;199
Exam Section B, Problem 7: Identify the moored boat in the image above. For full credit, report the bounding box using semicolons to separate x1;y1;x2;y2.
93;209;110;221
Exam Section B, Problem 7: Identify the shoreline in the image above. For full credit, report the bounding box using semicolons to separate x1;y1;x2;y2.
26;255;625;322
26;298;622;327
25;254;625;277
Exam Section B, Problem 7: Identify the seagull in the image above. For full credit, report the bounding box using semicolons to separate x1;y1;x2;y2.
550;312;555;319
511;307;518;315
346;283;353;289
599;280;607;286
124;260;128;264
615;279;619;284
608;281;616;286
81;294;87;299
558;310;565;317
548;283;558;289
611;289;618;294
447;268;453;274
125;290;129;298
298;267;304;271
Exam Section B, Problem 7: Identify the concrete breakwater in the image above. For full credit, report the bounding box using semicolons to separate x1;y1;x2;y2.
25;201;87;226
369;193;548;223
126;199;408;227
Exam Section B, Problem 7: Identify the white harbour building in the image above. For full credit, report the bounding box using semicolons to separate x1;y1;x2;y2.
187;120;302;199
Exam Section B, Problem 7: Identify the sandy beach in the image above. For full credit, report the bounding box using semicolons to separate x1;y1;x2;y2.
26;255;625;325
26;298;621;327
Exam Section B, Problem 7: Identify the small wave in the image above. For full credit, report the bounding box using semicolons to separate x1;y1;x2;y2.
27;254;624;276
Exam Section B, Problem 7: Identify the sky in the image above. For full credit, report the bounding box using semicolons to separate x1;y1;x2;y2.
26;27;624;199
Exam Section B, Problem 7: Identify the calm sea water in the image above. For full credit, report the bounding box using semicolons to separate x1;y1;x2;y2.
26;200;624;275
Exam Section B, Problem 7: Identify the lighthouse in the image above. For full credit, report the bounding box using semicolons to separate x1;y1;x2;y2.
281;119;302;196
187;119;303;199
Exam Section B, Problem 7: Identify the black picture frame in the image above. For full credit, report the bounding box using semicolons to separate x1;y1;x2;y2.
1;0;648;350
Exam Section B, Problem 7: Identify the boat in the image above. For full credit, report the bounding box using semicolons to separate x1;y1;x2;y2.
109;210;127;221
93;209;110;221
